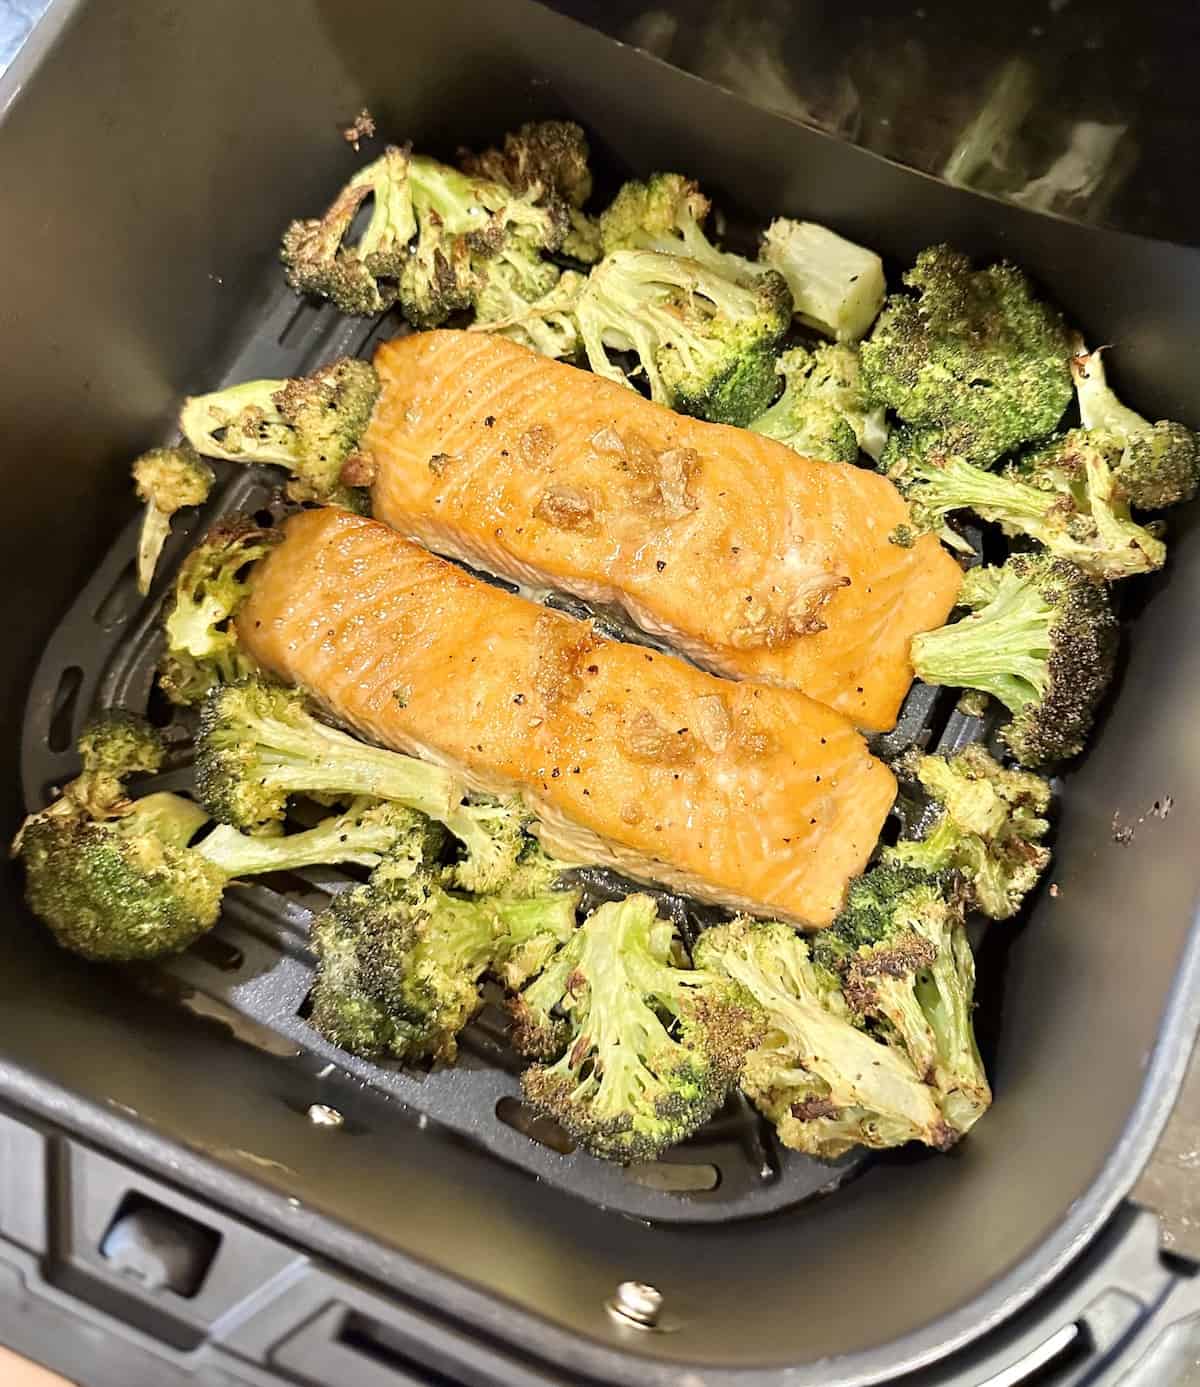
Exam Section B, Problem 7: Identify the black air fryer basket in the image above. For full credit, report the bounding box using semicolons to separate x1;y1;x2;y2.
1;2;1200;1385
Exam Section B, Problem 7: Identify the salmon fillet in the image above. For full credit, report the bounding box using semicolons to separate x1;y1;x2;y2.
237;509;897;926
364;330;962;732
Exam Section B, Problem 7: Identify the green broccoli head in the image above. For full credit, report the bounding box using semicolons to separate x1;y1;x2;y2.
749;343;888;463
470;261;584;360
886;745;1051;920
695;915;955;1158
180;357;379;507
1071;346;1200;510
861;245;1073;466
443;796;573;897
131;444;215;594
310;855;580;1064
910;553;1118;767
811;865;991;1137
516;894;764;1162
195;675;460;831
883;425;1166;582
576;248;791;426
78;709;166;780
158;516;281;706
281;145;417;316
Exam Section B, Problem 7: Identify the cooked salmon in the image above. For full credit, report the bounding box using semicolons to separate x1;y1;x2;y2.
364;330;962;732
238;508;897;926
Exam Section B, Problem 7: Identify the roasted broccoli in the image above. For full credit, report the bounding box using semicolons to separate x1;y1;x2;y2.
513;894;764;1162
470;261;584;359
694;915;955;1157
281;145;416;316
861;246;1073;466
759;218;887;342
310;857;580;1063
749;343;888;463
599;173;757;284
180;357;379;507
910;554;1118;767
158;517;279;706
811;865;991;1138
1071;346;1200;510
17;775;424;962
884;425;1166;581
576;248;791;426
281;143;568;325
131;444;214;594
461;119;601;263
196;676;572;894
886;745;1051;920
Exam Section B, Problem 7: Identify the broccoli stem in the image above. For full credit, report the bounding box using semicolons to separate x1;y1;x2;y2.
234;709;460;824
197;802;402;878
1072;347;1149;441
180;380;293;464
910;579;1051;712
909;454;1052;526
119;792;210;849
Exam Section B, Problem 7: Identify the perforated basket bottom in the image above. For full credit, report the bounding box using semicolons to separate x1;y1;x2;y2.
19;283;994;1224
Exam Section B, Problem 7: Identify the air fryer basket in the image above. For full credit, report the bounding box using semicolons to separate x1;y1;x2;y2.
1;1;1199;1384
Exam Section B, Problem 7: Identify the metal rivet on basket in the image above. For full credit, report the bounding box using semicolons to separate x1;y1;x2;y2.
607;1281;663;1329
306;1103;344;1128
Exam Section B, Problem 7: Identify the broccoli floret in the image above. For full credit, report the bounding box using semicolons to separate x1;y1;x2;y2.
599;173;759;285
576;248;791;426
885;745;1051;920
461;120;600;264
78;708;165;780
196;677;459;829
131;444;214;595
196;677;573;895
310;857;580;1063
911;553;1117;767
470;261;584;360
861;246;1073;467
514;894;764;1162
158;517;280;706
884;425;1166;581
759;218;887;342
695;915;955;1158
281;145;417;316
180;357;379;507
1071;346;1200;510
811;865;991;1138
17;778;423;962
749;343;888;463
393;154;567;328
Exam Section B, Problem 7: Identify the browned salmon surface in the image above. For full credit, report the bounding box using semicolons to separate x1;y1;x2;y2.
238;508;897;926
364;331;962;732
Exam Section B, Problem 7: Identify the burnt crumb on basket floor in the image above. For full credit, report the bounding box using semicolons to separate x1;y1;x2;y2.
1111;795;1175;846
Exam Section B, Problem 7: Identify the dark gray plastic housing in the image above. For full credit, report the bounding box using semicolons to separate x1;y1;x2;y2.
0;2;1199;1384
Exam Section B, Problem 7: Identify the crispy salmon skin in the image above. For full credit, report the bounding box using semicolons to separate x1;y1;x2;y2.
237;508;897;926
364;330;961;731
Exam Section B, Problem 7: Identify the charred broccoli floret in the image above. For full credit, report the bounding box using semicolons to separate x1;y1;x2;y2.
811;865;991;1138
910;554;1117;767
195;677;573;894
861;246;1073;466
461;119;600;263
759;218;887;342
310;855;580;1063
1071;346;1200;510
180;357;379;507
884;425;1166;581
885;745;1051;919
749;343;888;463
695;915;955;1157
281;146;416;316
16;776;423;962
158;517;281;706
21;709;166;829
576;248;791;426
470;261;584;359
131;444;214;594
513;894;764;1162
